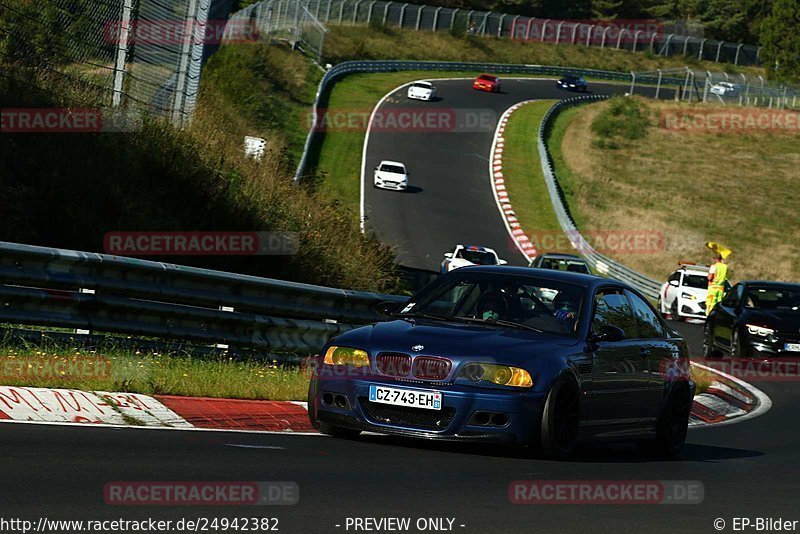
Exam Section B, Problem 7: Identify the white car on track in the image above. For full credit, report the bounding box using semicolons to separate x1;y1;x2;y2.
658;262;730;321
407;81;436;101
441;245;507;273
710;82;740;97
373;161;409;191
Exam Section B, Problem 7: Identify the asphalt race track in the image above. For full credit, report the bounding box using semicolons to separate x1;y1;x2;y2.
363;78;676;272
2;322;799;533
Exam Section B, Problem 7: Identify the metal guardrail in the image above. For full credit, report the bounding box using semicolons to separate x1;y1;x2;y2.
294;59;686;181
0;241;406;353
536;96;662;299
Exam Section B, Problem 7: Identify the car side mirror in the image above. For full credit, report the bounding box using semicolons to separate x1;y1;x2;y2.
443;252;453;258
668;280;679;287
592;324;625;343
375;301;402;319
497;259;508;265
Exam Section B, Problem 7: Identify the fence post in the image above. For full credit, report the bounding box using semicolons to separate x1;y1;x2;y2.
509;15;520;39
629;71;635;95
632;30;640;51
367;0;376;24
682;36;689;56
399;3;408;27
555;21;564;44
451;8;458;30
600;25;610;48
541;19;549;42
663;34;673;56
383;2;390;25
715;41;723;63
525;18;533;40
650;32;658;53
171;0;198;126
112;0;133;107
416;6;423;30
352;0;361;23
570;23;578;44
734;43;743;66
703;71;711;102
698;38;706;60
497;14;505;37
481;12;489;35
433;6;442;30
655;69;662;99
339;1;345;23
586;24;595;47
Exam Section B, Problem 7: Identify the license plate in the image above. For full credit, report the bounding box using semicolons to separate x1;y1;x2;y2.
784;343;800;352
369;385;442;410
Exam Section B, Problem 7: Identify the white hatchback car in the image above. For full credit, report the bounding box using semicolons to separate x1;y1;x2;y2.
659;263;727;321
373;161;408;191
710;82;740;97
407;81;436;101
441;245;507;273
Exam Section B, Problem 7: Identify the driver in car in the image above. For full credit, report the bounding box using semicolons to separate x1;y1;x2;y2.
552;292;579;329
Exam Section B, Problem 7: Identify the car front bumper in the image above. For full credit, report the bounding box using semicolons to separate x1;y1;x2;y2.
375;180;407;190
310;375;547;445
678;297;706;319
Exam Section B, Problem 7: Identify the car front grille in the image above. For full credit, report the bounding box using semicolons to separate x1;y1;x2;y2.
777;331;800;344
412;356;451;380
359;398;455;431
376;353;412;377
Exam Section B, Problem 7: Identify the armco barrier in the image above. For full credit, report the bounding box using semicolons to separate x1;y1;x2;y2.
537;96;662;299
0;241;406;352
294;60;685;181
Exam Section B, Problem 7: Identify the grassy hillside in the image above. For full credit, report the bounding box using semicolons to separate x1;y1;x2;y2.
0;61;399;292
548;96;799;282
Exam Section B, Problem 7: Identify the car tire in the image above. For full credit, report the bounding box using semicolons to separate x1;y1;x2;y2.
539;376;580;460
670;299;680;322
639;384;691;458
730;329;747;359
319;422;362;440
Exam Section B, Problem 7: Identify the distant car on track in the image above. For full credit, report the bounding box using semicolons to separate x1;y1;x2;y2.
373;161;408;191
658;263;730;321
407;81;436;101
557;75;588;92
441;245;506;273
530;253;592;275
473;74;501;93
710;82;740;97
703;281;800;359
307;267;695;459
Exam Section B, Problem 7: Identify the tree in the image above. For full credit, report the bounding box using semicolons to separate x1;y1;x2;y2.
760;0;800;82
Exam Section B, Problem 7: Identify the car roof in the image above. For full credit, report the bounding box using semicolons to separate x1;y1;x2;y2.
463;265;611;288
538;253;584;260
379;160;405;167
679;264;709;273
458;244;496;253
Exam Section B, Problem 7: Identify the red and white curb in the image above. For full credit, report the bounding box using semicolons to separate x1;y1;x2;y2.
689;362;771;428
489;100;539;262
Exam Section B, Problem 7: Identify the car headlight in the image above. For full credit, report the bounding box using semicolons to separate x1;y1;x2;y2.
681;292;695;300
460;363;533;387
746;324;774;337
323;346;370;367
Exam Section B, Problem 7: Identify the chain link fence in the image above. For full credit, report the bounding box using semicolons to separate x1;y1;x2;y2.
282;0;761;67
0;0;213;127
223;0;327;60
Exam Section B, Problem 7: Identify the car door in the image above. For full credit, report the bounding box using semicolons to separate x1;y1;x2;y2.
625;290;673;420
664;271;681;311
710;283;743;352
588;287;652;426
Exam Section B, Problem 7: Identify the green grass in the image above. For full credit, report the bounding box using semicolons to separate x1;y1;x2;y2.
499;101;563;241
0;342;310;401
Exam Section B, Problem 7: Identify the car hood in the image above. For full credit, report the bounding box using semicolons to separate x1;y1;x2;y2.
330;318;578;366
447;258;476;269
743;309;800;331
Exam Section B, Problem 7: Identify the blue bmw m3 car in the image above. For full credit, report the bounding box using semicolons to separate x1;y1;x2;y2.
308;266;694;459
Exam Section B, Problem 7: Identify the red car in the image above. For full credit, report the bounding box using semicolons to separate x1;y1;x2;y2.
472;74;501;93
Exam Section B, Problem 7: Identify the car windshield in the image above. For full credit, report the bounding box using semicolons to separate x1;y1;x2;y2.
411;83;431;89
458;249;498;265
683;274;708;289
379;164;405;174
539;258;590;274
478;75;496;81
399;272;584;337
744;286;800;310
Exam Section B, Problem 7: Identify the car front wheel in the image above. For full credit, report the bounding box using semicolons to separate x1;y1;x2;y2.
639;385;691;458
539;376;580;460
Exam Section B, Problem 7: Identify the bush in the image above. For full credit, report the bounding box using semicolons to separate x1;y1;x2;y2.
590;96;651;148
